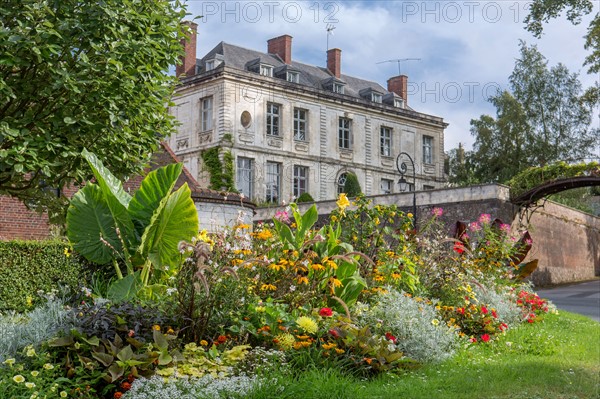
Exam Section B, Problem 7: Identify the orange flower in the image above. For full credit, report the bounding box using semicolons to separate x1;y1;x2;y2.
217;335;227;344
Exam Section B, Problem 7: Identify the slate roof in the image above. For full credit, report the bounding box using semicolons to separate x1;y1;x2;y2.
197;41;397;105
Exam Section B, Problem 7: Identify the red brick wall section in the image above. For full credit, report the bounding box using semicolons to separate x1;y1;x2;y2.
387;75;408;105
267;35;293;65
0;196;51;240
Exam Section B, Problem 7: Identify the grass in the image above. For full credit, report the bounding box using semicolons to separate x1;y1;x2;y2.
247;312;600;399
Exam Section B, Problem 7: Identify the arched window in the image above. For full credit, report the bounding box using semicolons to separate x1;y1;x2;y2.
337;172;348;195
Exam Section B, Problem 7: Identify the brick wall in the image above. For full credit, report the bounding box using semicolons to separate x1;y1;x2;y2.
0;196;51;240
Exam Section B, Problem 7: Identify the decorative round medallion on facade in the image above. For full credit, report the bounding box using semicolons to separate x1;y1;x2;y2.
240;111;252;128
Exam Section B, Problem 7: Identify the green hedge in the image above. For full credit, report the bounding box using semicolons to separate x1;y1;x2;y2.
0;240;90;312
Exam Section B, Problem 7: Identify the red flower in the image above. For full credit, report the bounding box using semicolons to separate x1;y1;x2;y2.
217;335;227;344
469;337;477;343
500;323;508;331
385;332;397;344
457;307;465;315
481;306;488;315
121;382;131;391
491;310;498;318
329;328;340;338
481;334;490;342
319;307;333;317
453;243;465;254
114;393;123;399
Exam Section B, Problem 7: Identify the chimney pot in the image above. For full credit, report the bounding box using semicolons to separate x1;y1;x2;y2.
176;21;198;78
387;75;408;105
327;48;342;78
267;35;293;65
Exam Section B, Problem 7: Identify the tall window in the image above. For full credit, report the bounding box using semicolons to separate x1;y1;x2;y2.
293;165;308;198
423;136;433;164
201;97;213;131
381;179;393;194
380;127;392;157
293;108;307;141
337;172;347;195
266;103;280;136
338;118;352;149
266;162;281;203
236;157;254;199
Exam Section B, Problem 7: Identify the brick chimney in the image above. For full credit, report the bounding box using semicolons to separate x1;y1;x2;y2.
267;35;293;65
176;21;198;78
387;75;408;105
327;48;342;78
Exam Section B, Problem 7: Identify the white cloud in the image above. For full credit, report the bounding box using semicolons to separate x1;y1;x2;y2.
185;0;599;151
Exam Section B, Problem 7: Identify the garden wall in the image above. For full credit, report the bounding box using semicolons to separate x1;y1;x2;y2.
255;184;600;287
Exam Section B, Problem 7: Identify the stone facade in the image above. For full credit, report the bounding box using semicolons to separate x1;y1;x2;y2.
169;29;448;205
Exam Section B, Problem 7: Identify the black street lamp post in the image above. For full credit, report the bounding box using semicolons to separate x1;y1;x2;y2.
396;152;417;228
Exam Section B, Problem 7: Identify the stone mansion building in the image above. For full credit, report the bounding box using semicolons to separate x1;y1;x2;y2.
168;22;448;204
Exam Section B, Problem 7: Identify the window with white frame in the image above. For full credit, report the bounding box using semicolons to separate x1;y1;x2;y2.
337;172;348;195
266;103;280;136
201;97;213;131
205;60;215;71
423;135;433;164
293;165;308;198
260;64;273;77
236;157;254;199
381;179;393;194
380;127;392;157
372;92;383;103
293;108;307;141
266;161;281;203
333;83;345;94
394;98;404;108
287;71;299;83
338;117;352;149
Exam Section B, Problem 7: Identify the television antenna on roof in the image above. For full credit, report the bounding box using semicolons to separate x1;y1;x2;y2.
326;24;336;51
376;58;421;75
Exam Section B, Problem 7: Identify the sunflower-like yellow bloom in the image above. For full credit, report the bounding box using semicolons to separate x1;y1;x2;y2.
296;316;318;334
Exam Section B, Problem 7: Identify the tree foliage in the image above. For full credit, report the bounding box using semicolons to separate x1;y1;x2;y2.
343;173;362;197
0;0;189;217
458;42;599;185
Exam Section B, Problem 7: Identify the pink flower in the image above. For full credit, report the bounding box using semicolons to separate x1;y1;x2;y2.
470;337;477;343
479;213;491;224
481;334;490;342
319;307;333;317
468;222;481;232
432;207;443;217
385;332;397;344
275;210;290;223
500;223;511;233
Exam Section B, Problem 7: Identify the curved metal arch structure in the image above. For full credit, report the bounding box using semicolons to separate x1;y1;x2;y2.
511;176;600;207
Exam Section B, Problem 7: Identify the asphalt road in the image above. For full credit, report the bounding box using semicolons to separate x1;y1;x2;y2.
537;280;600;322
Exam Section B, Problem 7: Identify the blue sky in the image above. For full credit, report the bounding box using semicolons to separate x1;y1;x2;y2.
183;0;599;152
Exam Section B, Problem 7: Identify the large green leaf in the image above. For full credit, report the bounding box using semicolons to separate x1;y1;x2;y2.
67;184;121;264
82;149;136;250
128;163;183;236
107;272;141;302
139;183;198;269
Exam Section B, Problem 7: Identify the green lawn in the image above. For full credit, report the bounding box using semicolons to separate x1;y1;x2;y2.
249;312;600;399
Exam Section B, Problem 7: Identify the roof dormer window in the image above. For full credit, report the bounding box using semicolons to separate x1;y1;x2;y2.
394;98;404;108
333;82;345;94
205;60;215;71
287;71;299;83
260;64;274;77
372;92;383;103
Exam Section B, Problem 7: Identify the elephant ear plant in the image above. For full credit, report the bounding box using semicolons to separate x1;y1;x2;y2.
67;149;198;301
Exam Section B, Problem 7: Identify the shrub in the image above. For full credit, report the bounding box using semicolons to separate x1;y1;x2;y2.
343;173;362;197
0;240;90;311
357;290;460;363
296;192;314;203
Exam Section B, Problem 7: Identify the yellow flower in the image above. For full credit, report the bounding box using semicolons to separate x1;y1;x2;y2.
260;283;277;291
297;276;309;285
322;342;337;350
331;278;343;288
13;374;25;383
26;296;33;307
3;358;15;366
407;213;413;219
25;382;35;389
60;392;68;398
63;248;71;258
26;346;36;357
296;316;318;334
256;229;273;240
431;319;440;326
235;224;251;230
255;306;266;312
334;348;345;354
152;325;161;331
30;371;39;377
310;263;325;271
336;193;350;213
43;363;54;370
374;217;380;225
275;333;296;350
200;340;208;346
